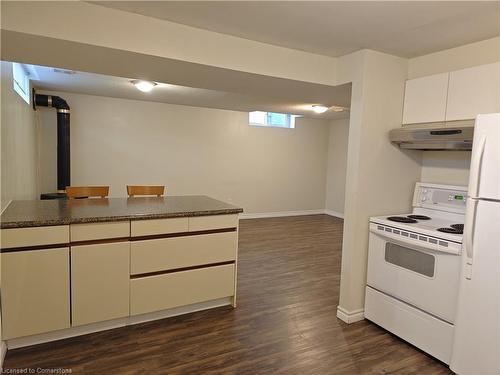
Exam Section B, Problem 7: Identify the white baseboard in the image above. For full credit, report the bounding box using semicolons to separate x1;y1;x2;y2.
0;341;6;369
8;318;128;349
324;209;344;219
336;306;365;324
239;209;326;219
240;209;344;220
7;297;232;349
128;297;231;325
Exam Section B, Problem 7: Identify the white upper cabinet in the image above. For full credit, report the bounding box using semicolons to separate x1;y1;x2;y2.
402;63;500;125
402;73;449;125
446;62;500;121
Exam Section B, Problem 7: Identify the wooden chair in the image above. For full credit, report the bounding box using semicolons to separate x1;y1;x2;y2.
127;185;165;197
66;186;109;199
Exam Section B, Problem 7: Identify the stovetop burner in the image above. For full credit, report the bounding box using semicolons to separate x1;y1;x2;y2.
407;215;431;220
437;227;463;234
451;224;464;231
387;216;418;223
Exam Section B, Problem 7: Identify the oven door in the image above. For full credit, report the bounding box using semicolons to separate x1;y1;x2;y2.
367;230;461;323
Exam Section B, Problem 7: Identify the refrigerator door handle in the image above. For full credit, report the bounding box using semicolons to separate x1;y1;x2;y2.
468;135;486;198
465;198;477;264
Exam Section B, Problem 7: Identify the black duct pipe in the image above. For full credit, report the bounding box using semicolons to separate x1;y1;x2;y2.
34;92;71;196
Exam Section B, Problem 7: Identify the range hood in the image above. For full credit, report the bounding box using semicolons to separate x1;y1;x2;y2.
389;122;474;150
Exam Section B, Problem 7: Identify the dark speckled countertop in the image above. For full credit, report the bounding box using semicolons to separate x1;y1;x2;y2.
0;196;243;229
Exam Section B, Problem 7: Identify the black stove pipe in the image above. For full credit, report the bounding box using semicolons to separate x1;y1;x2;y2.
34;93;71;193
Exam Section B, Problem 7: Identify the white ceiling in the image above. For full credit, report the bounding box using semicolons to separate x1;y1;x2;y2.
28;64;350;119
92;1;500;58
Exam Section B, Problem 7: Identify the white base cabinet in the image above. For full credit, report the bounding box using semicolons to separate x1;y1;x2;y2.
1;248;71;339
1;214;239;342
71;242;130;326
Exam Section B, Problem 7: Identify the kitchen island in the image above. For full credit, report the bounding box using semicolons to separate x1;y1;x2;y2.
0;196;243;348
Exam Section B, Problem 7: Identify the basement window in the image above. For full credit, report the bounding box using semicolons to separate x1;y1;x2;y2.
249;111;297;129
12;63;30;105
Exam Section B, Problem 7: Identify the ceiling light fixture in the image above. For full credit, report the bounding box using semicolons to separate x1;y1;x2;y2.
131;80;157;93
312;105;329;114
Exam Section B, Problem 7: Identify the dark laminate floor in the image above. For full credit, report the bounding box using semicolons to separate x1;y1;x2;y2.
4;215;451;374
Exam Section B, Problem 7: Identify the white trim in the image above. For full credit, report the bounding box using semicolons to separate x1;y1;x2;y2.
8;319;128;349
324;209;344;219
7;297;232;349
336;306;365;324
0;200;12;215
239;209;326;219
239;209;345;220
0;341;6;369
0;202;9;368
128;297;231;325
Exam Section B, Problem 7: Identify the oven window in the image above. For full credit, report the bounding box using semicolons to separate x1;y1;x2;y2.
384;243;435;277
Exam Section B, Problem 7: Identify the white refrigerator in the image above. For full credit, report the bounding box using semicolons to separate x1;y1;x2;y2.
450;113;500;375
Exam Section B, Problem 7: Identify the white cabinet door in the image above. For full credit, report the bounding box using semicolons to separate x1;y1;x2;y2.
1;248;70;339
446;62;500;121
71;242;130;326
403;73;449;124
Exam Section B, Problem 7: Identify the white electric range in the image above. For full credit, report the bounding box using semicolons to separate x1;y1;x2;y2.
364;182;467;365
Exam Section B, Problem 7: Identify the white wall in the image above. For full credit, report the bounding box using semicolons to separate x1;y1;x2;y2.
38;91;330;214
1;61;39;210
325;118;349;216
408;36;500;79
0;60;39;364
1;1;337;86
336;50;422;316
420;151;471;187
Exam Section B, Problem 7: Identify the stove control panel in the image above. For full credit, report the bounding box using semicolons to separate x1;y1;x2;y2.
448;194;466;202
413;183;467;214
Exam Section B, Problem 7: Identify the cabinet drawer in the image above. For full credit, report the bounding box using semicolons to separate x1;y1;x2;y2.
70;221;129;242
189;215;238;231
71;242;130;326
365;286;453;364
1;225;69;249
131;232;237;275
131;217;188;237
130;264;235;315
1;248;70;339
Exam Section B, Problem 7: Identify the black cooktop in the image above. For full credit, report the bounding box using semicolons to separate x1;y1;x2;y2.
387;216;418;223
385;214;464;235
407;215;432;220
437;226;463;234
